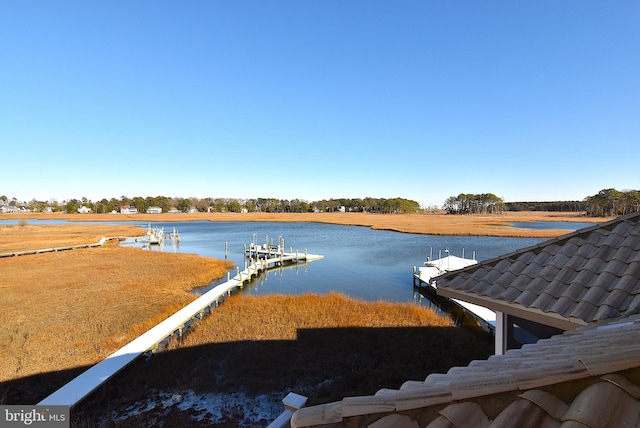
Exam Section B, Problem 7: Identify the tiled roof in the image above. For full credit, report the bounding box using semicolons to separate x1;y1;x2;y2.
290;314;640;427
434;212;640;327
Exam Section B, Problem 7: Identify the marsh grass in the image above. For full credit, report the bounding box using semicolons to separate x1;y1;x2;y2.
0;243;234;397
0;223;145;253
71;293;492;427
1;211;607;238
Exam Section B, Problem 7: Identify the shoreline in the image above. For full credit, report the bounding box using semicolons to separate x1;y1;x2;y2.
0;211;608;238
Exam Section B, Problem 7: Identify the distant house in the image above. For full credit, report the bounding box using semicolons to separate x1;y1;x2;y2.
188;206;199;213
168;208;180;214
146;206;162;214
291;212;640;428
120;205;138;214
77;206;92;214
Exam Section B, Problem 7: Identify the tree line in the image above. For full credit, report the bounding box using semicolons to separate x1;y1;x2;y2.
583;188;640;217
443;193;506;215
0;195;421;214
441;188;640;217
5;188;637;217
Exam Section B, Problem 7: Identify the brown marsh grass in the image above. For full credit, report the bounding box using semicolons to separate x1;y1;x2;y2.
74;293;492;426
2;211;609;238
0;223;145;253
171;292;452;346
0;242;234;390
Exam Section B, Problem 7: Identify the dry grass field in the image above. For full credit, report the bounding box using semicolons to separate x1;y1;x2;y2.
74;293;492;427
1;210;607;238
0;236;234;404
0;222;145;253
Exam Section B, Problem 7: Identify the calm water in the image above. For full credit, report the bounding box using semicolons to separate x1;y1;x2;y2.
510;221;595;230
118;221;546;303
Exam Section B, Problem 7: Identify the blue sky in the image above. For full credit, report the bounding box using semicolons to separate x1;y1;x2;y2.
1;1;639;208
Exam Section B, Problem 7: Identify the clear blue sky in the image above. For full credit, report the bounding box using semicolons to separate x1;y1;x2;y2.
1;1;639;208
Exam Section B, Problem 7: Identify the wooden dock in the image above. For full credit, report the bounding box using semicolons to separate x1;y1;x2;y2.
39;245;323;408
0;236;121;258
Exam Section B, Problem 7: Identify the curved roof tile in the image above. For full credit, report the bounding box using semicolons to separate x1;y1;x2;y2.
432;212;640;325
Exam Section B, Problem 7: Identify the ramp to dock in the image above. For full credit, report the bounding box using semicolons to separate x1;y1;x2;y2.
39;250;323;408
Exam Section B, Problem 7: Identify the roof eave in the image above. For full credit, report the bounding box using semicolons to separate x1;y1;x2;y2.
436;287;588;331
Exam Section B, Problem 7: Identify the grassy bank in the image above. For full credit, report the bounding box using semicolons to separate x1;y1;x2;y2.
73;293;493;427
1;211;608;238
0;222;145;253
0;240;234;404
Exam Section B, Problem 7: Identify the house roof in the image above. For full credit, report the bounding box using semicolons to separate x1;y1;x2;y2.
290;314;640;427
433;212;640;329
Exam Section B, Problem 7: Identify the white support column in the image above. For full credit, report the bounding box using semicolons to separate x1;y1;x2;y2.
495;311;508;355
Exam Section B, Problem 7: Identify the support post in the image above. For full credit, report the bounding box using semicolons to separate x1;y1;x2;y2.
495;311;508;355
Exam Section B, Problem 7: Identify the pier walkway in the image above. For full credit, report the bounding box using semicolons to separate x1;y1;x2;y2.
39;247;323;408
0;236;121;258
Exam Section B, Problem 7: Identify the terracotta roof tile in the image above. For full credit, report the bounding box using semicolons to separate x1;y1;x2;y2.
496;286;524;302
515;252;538;265
625;261;640;278
488;395;560;428
564;254;587;271
580;286;606;305
601;230;628;248
602;289;633;309
514;289;539;307
612;246;637;264
291;316;640;428
591;271;619;290
562;282;588;301
549;297;576;316
574;242;599;259
593;304;619;321
432;213;640;324
570;300;598;322
527;293;557;312
614;275;640;294
562;381;639;428
602;259;630;276
494;271;517;287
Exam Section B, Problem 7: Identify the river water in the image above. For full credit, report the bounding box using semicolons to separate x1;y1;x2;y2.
118;220;578;303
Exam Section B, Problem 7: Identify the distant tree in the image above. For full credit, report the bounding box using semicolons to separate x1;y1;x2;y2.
443;193;505;215
245;199;257;212
177;198;191;212
226;199;241;212
64;199;80;213
584;188;640;217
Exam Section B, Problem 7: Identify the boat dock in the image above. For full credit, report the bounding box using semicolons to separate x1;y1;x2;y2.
39;241;323;409
413;249;495;333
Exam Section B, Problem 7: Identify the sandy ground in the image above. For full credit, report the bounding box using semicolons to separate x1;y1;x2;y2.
1;211;607;238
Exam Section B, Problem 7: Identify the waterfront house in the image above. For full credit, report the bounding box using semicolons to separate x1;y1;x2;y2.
120;205;138;214
146;206;162;214
291;212;640;427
